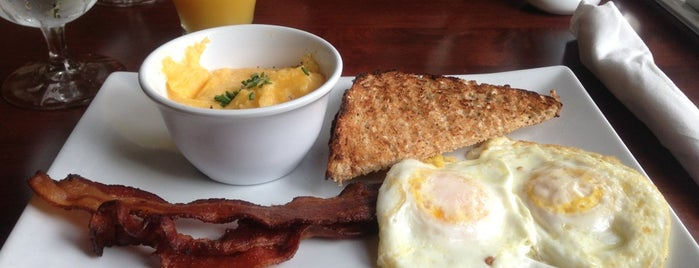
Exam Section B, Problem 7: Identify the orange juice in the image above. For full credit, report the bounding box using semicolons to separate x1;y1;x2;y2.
172;0;256;33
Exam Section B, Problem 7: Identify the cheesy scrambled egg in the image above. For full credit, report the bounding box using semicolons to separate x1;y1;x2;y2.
162;38;326;109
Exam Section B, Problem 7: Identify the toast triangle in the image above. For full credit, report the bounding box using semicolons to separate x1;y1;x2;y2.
326;71;562;184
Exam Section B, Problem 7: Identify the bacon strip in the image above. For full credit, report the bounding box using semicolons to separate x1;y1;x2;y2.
29;172;378;227
28;171;380;267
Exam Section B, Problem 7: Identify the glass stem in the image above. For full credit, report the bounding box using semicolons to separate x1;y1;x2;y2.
39;25;77;80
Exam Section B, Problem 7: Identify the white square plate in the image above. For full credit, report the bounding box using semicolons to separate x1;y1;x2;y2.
1;66;697;267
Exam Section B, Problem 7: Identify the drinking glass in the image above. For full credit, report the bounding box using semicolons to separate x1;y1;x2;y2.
172;0;256;33
0;0;125;110
97;0;156;7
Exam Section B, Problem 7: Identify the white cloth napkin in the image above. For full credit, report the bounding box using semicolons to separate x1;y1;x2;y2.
570;1;699;185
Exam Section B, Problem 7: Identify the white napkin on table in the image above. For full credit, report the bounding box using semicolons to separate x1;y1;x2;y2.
570;2;699;185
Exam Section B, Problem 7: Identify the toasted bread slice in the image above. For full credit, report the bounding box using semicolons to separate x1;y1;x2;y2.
326;71;562;183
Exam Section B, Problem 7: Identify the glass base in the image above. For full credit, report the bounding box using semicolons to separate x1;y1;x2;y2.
2;54;125;110
97;0;157;7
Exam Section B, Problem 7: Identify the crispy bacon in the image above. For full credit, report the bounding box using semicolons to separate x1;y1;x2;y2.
28;171;380;267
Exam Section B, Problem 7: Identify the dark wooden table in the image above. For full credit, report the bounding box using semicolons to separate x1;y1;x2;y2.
1;0;697;250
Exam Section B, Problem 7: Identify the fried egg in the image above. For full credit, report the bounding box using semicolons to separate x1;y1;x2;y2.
468;137;671;267
376;157;539;267
376;136;671;268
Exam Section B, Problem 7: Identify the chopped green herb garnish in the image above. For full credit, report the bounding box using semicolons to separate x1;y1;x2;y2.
214;90;239;107
241;72;272;89
213;72;271;107
301;66;310;76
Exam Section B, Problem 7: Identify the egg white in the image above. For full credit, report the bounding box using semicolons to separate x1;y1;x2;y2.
467;136;672;267
376;158;539;268
377;136;671;267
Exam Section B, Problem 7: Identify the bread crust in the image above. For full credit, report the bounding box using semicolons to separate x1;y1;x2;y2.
326;71;562;183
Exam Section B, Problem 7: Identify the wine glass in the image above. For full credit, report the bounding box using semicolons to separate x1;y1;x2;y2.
0;0;125;110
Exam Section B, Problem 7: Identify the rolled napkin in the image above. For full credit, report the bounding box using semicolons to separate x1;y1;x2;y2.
570;2;699;185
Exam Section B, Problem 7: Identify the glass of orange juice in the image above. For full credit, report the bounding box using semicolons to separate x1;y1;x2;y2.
172;0;257;33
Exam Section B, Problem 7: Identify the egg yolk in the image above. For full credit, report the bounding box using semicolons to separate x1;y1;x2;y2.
409;172;489;224
422;155;458;168
526;167;603;214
